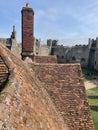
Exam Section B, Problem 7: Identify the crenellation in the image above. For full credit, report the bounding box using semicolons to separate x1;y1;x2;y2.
40;37;98;70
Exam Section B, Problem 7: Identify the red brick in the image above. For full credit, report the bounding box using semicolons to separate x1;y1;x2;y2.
21;4;34;60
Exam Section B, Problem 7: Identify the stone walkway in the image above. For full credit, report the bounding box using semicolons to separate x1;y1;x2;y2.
84;79;98;90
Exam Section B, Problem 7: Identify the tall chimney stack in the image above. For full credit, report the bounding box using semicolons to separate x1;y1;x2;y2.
21;3;34;60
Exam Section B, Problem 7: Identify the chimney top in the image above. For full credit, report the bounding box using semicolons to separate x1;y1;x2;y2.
26;3;30;8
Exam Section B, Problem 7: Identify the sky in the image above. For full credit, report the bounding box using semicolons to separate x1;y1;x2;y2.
0;0;98;46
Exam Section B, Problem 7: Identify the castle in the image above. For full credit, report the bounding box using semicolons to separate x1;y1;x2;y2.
0;3;95;130
33;37;98;70
1;26;98;70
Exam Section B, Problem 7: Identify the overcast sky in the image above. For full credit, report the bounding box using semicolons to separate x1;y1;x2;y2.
0;0;98;45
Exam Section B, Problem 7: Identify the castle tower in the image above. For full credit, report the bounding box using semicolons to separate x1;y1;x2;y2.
21;3;34;60
11;25;16;40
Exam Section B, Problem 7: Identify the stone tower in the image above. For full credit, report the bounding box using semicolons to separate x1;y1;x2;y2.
21;3;34;60
11;25;17;40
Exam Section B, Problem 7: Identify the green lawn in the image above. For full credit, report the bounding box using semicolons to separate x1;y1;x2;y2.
87;87;98;130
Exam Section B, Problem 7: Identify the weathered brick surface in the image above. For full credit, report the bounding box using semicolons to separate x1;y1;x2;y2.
0;56;9;91
0;44;68;130
21;4;34;59
31;63;95;130
34;55;57;63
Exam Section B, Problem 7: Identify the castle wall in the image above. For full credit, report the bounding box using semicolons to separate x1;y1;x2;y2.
94;49;98;70
34;38;41;55
67;45;89;67
38;39;58;56
95;38;98;70
51;45;89;67
51;46;68;63
0;25;21;58
40;45;52;56
88;38;98;69
11;39;21;58
0;38;12;49
0;38;21;59
88;48;95;69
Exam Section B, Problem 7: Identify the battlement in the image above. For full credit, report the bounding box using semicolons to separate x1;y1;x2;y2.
75;44;88;47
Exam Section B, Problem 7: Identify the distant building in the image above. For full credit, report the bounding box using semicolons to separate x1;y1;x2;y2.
34;38;98;70
1;26;98;70
0;25;21;58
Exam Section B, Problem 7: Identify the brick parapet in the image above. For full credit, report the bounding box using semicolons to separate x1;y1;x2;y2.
34;55;57;63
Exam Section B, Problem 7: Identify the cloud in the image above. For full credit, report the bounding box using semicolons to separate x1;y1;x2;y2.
35;8;58;22
32;0;98;45
1;0;98;45
70;1;98;26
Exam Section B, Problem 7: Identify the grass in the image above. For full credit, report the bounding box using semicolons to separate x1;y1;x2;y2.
87;87;98;130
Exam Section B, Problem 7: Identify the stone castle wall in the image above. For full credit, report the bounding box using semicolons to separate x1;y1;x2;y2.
40;45;52;56
0;38;21;59
46;42;90;67
66;45;89;67
94;49;98;70
0;38;12;49
1;33;98;71
39;38;98;70
51;45;68;63
0;26;21;59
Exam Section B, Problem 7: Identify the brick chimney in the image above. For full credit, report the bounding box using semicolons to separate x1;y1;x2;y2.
21;3;34;60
